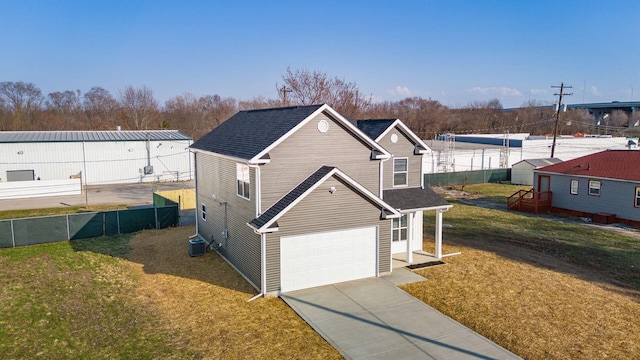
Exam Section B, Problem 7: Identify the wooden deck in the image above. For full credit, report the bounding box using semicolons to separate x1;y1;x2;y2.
507;189;552;214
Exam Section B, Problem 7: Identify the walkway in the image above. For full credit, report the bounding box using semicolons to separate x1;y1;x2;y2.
281;271;520;360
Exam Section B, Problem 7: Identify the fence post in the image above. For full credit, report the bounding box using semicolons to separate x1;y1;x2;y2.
66;214;70;240
103;212;106;236
154;204;159;230
117;210;121;235
11;219;15;248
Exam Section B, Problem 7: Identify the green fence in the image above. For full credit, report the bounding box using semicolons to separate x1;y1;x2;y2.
423;169;511;187
0;205;178;248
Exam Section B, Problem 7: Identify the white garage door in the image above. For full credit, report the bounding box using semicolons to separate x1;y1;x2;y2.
280;226;378;293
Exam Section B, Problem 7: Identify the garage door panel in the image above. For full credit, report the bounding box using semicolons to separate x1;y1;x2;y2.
280;226;377;292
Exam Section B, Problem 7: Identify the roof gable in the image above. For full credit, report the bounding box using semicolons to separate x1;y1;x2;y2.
536;150;640;181
514;158;562;168
190;104;390;162
248;166;400;233
357;119;431;154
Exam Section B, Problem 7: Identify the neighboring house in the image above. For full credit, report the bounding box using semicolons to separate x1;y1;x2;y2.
190;104;452;296
532;150;640;226
511;158;562;185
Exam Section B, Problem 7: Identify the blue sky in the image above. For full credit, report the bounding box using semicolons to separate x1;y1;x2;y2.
1;0;638;108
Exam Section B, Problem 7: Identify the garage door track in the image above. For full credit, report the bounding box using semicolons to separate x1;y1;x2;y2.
281;272;520;359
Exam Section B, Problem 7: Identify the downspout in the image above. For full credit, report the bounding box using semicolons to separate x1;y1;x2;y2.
192;151;199;237
379;157;390;199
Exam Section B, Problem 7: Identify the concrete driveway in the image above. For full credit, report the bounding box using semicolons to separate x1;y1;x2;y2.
281;270;520;360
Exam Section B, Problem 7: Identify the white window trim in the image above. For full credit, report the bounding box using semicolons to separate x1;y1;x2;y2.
201;203;207;221
570;179;579;195
635;187;640;208
393;157;408;187
588;180;600;196
236;163;250;200
392;214;408;242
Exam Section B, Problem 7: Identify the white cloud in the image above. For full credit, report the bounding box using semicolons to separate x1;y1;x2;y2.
388;85;412;96
471;86;522;97
529;88;547;95
589;85;600;96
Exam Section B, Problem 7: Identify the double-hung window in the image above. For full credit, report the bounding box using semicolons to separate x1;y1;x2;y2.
392;214;407;242
236;164;250;200
393;158;408;187
570;179;579;195
588;180;600;196
635;187;640;207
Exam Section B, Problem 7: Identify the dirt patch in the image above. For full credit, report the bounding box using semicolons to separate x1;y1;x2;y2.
126;226;341;360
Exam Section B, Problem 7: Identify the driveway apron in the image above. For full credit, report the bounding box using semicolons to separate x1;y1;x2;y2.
281;271;520;360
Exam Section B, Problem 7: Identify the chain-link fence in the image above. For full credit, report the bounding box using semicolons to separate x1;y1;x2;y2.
0;205;178;248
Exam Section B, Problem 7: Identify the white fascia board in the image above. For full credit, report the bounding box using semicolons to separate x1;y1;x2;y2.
250;104;390;163
255;168;337;232
396;204;453;213
189;147;250;164
256;166;400;231
375;119;432;154
332;168;401;218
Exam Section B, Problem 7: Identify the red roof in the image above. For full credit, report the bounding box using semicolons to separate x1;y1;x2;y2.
536;150;640;181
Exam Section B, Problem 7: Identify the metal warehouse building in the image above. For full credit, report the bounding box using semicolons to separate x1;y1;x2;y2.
0;130;194;186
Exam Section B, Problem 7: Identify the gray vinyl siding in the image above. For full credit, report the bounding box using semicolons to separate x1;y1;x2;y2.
264;176;392;293
536;172;640;222
195;152;262;289
260;112;380;212
377;127;422;190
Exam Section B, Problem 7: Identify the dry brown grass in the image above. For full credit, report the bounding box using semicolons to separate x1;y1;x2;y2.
126;226;341;360
403;240;640;359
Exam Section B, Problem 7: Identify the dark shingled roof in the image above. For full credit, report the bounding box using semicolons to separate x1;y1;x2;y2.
250;166;335;229
537;150;640;181
190;104;324;160
356;119;396;140
383;187;450;211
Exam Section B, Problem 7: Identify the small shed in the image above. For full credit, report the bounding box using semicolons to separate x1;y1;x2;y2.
511;158;562;185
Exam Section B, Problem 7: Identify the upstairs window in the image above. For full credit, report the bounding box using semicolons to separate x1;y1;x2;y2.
236;164;250;200
392;214;408;242
588;180;600;196
570;179;579;195
393;158;408;187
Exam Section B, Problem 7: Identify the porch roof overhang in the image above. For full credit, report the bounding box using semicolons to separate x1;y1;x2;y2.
383;187;451;212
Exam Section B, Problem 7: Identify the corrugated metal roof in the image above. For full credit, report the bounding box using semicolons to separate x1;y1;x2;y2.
0;130;192;143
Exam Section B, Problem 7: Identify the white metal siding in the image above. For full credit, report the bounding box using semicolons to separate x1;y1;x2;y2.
0;140;193;185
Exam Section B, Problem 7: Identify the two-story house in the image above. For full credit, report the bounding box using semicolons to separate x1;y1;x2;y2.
190;104;451;296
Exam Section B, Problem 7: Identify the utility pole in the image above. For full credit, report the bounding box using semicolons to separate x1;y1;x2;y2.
550;83;573;157
279;85;292;106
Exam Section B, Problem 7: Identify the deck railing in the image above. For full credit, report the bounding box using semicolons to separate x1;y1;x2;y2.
507;189;552;214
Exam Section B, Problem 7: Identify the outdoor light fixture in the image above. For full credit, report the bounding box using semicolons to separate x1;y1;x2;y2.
17;151;24;155
329;186;336;194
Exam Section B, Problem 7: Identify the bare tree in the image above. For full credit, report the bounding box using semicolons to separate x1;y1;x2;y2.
45;90;83;129
279;67;370;117
0;81;44;129
118;85;159;130
84;87;119;129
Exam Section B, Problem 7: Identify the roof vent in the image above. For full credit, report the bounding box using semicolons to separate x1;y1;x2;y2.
116;125;122;131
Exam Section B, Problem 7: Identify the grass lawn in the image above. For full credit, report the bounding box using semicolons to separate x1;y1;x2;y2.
0;226;340;359
0;204;128;220
404;197;640;359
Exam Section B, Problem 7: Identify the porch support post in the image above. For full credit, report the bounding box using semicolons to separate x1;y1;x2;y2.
435;209;443;259
406;212;413;264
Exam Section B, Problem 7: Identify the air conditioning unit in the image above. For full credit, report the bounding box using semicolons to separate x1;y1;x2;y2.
189;238;206;257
